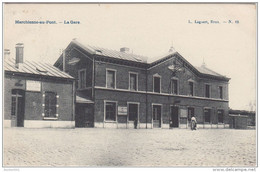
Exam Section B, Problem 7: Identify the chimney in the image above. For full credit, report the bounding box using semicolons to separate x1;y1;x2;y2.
15;43;24;68
120;47;130;53
4;49;10;60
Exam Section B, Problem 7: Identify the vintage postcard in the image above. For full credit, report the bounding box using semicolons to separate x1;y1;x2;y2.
2;3;257;170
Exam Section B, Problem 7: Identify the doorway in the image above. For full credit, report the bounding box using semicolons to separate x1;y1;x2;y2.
152;105;162;128
75;104;94;127
11;89;25;127
128;103;139;128
170;106;179;128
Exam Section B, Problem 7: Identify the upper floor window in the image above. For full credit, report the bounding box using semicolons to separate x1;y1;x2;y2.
106;69;116;89
129;73;138;91
171;79;178;95
78;69;86;89
153;75;161;93
219;86;223;99
205;84;210;98
189;81;194;96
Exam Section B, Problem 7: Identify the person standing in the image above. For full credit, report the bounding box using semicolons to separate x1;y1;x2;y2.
191;116;197;130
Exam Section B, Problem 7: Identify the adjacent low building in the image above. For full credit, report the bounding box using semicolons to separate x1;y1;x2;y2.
54;39;230;129
4;43;75;128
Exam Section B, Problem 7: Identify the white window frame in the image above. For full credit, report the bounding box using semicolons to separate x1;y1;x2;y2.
78;69;86;89
104;100;118;122
129;72;138;91
205;83;211;98
106;68;117;89
153;74;161;93
171;77;179;95
152;103;163;129
127;102;140;122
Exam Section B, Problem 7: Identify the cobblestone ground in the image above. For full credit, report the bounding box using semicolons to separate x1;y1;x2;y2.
3;128;256;167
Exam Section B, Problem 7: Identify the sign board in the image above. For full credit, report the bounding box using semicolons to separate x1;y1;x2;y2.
26;80;41;92
118;106;127;115
180;109;188;118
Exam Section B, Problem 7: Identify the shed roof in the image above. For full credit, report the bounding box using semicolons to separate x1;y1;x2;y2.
4;58;74;79
76;95;94;104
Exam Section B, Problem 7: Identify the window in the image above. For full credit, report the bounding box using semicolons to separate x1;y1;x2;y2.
129;73;137;91
105;102;116;121
188;107;195;122
189;82;194;96
205;84;210;98
219;86;223;99
128;104;138;121
204;109;211;123
217;110;224;123
106;70;116;89
171;79;178;94
44;92;57;118
153;76;161;93
78;70;86;89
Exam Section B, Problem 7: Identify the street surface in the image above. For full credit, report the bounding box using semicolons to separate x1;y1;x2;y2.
3;128;256;167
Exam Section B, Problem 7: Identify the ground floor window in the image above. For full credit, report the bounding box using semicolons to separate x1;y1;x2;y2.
105;102;116;121
204;109;211;123
217;110;224;123
128;103;138;121
44;92;57;117
188;107;195;122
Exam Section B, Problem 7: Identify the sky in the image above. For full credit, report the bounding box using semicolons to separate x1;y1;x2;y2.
3;3;256;111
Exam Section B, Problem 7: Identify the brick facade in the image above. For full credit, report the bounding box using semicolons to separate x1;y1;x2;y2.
56;40;230;129
4;73;75;128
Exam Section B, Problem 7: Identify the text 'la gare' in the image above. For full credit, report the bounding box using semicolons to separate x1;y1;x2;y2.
64;20;80;24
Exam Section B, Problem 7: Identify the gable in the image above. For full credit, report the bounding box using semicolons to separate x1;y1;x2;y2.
148;52;229;81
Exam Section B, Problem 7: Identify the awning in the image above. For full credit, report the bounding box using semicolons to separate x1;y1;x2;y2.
76;95;94;104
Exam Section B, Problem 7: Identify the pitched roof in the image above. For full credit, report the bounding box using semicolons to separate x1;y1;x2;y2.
195;65;225;78
5;58;74;79
61;39;229;80
72;39;148;63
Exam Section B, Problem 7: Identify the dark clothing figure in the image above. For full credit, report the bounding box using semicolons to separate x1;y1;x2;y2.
134;118;138;129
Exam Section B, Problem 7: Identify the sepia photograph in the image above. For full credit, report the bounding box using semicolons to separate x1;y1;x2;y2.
2;2;257;169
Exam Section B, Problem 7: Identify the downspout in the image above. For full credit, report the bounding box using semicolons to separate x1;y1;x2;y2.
72;79;75;126
63;50;66;72
146;68;148;129
92;55;96;127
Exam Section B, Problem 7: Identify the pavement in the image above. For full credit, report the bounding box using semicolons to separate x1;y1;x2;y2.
3;128;256;167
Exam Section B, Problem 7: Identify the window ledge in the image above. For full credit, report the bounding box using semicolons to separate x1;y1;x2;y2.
43;117;58;120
